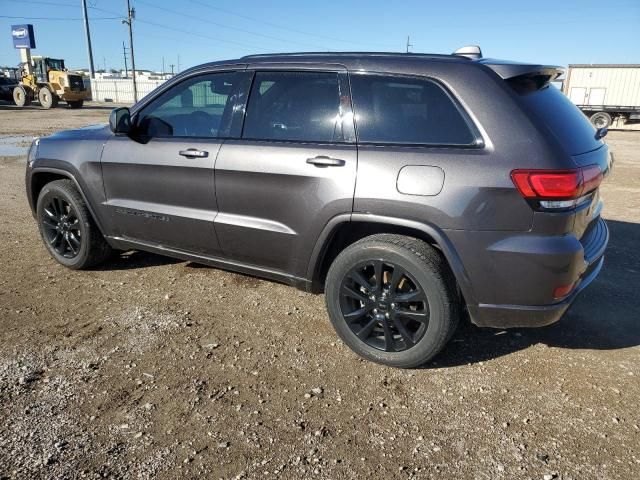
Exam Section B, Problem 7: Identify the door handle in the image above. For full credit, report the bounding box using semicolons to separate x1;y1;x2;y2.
179;149;209;158
306;156;346;167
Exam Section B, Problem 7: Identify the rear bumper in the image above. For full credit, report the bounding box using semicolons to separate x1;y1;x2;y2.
468;255;604;328
448;217;609;328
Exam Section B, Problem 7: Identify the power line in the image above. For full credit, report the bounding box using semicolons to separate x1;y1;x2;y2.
188;0;396;49
134;0;325;50
87;4;126;18
12;0;79;7
0;14;121;20
133;17;270;51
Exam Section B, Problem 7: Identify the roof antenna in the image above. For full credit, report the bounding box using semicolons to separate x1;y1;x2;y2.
406;35;413;54
453;45;482;59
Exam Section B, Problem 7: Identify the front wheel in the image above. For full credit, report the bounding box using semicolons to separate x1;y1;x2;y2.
38;86;58;109
36;179;112;269
325;234;460;368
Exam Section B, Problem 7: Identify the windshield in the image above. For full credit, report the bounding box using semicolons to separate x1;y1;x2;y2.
45;58;65;71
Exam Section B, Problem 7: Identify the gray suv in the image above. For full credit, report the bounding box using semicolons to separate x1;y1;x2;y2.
26;48;611;368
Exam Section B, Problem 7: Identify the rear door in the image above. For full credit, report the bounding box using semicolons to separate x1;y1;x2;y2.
214;67;357;277
101;69;249;255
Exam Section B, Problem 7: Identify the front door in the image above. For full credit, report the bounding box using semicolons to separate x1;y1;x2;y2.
100;70;248;255
214;69;357;277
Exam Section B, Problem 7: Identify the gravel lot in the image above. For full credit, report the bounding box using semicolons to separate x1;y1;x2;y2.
0;104;639;479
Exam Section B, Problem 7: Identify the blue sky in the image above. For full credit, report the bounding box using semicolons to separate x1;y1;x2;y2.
2;0;639;72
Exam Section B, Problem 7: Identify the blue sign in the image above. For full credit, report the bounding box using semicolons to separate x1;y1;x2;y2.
11;24;36;49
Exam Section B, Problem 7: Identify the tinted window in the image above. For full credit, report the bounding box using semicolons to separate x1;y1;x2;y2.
137;71;242;138
516;84;601;155
243;71;346;142
350;74;476;145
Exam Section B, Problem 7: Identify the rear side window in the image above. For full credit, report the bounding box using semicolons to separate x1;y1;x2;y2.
243;71;347;143
350;74;477;146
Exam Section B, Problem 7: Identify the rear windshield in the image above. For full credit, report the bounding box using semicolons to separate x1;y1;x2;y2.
515;84;602;155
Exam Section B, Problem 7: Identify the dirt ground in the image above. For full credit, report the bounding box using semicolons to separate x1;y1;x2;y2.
0;104;638;480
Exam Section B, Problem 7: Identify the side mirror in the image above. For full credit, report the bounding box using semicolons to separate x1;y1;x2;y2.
109;107;132;134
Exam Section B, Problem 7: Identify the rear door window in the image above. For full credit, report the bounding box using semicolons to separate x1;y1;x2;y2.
242;71;350;143
350;74;478;146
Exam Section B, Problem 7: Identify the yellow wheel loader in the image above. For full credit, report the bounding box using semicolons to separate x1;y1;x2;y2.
13;57;90;109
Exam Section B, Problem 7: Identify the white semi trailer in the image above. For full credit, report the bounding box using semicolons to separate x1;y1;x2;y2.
563;64;640;129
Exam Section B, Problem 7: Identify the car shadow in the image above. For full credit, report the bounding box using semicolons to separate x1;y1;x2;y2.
93;250;181;271
430;219;640;367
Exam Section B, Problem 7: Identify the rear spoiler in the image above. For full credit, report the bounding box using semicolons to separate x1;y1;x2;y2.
477;58;564;92
478;58;563;80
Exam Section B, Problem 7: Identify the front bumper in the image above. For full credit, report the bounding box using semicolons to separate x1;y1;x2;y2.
60;88;90;101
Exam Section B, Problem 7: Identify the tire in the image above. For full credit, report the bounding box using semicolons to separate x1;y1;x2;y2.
67;100;84;109
590;111;612;129
325;234;460;368
13;85;31;107
36;179;112;269
38;86;58;109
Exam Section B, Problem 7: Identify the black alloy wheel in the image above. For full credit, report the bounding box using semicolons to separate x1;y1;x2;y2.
340;260;429;352
325;234;459;368
41;195;82;258
36;179;112;269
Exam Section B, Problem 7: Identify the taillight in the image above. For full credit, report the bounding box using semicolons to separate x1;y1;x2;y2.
511;165;603;209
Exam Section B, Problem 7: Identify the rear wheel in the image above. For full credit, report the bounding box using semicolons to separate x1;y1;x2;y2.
36;179;112;269
590;111;612;129
13;85;31;107
325;234;460;368
38;86;58;109
67;100;84;109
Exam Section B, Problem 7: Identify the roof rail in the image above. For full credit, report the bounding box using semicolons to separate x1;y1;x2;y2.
452;45;482;59
241;51;466;60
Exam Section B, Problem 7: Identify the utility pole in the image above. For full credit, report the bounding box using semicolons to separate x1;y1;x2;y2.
81;0;95;79
123;0;138;102
406;35;413;53
162;56;165;76
122;41;128;78
169;64;175;75
177;54;181;73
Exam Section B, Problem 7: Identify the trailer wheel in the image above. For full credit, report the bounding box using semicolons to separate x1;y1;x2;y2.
38;86;58;109
590;112;612;129
13;85;32;107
